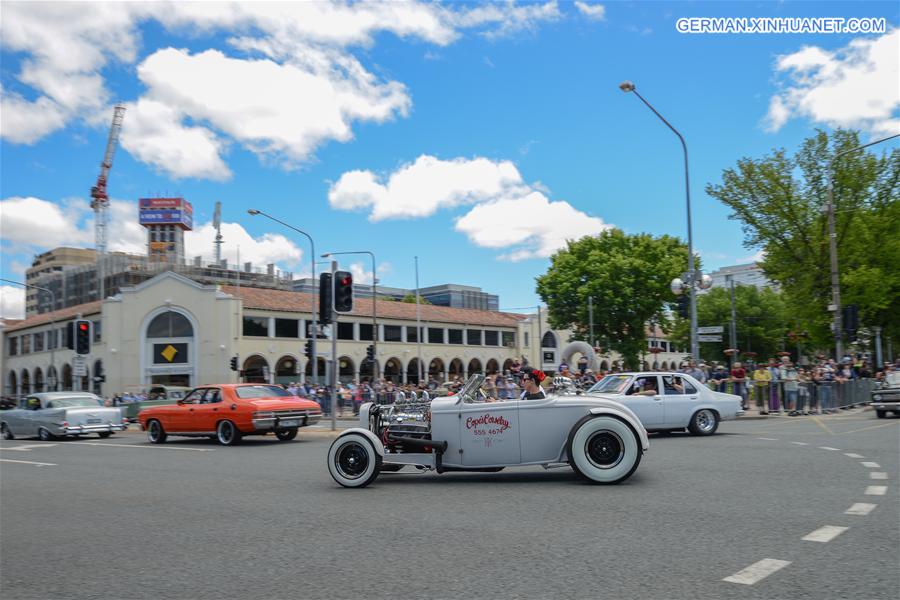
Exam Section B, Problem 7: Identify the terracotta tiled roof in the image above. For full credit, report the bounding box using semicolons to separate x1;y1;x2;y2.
4;301;102;333
221;286;526;327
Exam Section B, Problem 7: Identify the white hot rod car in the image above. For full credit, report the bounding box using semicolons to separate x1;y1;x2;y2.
326;374;650;488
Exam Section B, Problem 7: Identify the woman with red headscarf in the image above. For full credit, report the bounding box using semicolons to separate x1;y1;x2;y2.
520;367;547;400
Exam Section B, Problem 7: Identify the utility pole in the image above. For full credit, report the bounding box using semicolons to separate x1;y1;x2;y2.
588;296;594;348
415;256;422;384
727;275;737;368
330;259;338;432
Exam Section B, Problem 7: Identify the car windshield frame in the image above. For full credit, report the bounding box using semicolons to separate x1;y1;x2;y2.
234;385;293;399
456;373;486;404
588;375;634;394
43;396;104;408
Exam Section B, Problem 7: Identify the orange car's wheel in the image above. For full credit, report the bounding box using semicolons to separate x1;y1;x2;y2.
147;420;167;444
216;420;242;446
275;427;298;441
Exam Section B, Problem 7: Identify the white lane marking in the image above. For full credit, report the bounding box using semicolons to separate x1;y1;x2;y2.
0;444;58;451
845;503;877;516
818;446;840;451
870;472;888;480
865;486;887;496
0;458;57;467
757;437;778;441
64;441;214;452
802;526;849;543
790;441;809;446
844;453;864;458
723;559;791;585
860;462;880;468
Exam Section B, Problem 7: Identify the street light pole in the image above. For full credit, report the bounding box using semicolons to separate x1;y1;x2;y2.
826;133;899;361
247;209;318;385
620;81;699;361
322;251;378;378
1;278;57;391
415;256;422;384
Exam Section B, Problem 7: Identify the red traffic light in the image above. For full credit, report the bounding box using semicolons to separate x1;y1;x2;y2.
78;323;89;332
340;276;352;286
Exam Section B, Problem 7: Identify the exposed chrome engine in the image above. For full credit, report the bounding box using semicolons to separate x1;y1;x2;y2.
366;391;434;451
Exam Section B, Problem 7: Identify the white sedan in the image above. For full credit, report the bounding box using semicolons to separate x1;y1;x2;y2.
584;372;743;435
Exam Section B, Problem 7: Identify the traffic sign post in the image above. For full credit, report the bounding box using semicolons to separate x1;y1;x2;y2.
697;326;724;334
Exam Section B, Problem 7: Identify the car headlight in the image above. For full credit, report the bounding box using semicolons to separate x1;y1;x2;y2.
872;394;882;401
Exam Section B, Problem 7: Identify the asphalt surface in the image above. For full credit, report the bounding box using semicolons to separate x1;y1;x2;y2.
1;411;897;600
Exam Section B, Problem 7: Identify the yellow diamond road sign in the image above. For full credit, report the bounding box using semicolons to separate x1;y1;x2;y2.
161;345;178;362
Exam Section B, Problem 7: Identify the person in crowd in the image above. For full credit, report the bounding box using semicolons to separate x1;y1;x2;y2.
520;368;547;400
684;361;706;384
782;362;800;416
767;358;782;414
797;368;813;415
730;361;748;409
710;364;729;393
752;363;772;415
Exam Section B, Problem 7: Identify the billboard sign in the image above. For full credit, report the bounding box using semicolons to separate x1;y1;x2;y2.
139;209;193;229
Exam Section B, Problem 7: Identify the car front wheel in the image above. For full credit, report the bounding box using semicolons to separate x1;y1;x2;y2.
275;427;298;441
1;423;13;440
567;415;641;484
147;420;167;444
98;432;112;438
875;410;886;419
327;434;381;488
688;409;719;436
216;420;242;446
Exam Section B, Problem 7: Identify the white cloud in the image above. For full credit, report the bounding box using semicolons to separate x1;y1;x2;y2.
1;286;26;320
328;155;527;221
184;222;303;271
0;1;562;177
765;29;900;136
0;196;95;249
737;249;766;264
575;2;606;21
455;191;611;261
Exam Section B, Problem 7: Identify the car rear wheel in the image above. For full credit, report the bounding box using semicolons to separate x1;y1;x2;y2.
688;409;719;436
275;427;298;441
1;423;13;440
147;420;167;444
328;433;381;488
216;420;242;446
97;432;113;438
567;415;641;485
38;427;55;442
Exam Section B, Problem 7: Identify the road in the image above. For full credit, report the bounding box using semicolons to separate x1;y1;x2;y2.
1;412;897;600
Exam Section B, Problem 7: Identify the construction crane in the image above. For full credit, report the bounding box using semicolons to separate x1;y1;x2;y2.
91;104;126;301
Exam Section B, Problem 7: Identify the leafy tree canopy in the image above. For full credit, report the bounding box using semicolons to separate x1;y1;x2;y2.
706;129;900;350
535;229;689;369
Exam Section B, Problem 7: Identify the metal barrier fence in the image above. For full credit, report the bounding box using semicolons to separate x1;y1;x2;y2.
710;378;875;414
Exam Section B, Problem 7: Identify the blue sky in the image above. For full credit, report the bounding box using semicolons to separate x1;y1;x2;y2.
1;1;898;318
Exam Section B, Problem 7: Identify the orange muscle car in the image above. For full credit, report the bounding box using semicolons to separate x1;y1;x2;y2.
138;384;322;445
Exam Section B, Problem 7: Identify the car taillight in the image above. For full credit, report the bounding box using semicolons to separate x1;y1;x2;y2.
60;421;68;427
122;418;129;423
253;411;275;419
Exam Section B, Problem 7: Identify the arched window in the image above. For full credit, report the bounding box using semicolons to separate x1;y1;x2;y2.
541;331;557;348
146;311;193;338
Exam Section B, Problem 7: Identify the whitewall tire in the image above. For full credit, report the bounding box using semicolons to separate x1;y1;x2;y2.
567;415;641;484
327;433;382;488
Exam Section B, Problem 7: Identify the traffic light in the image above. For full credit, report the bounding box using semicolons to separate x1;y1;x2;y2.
229;356;239;371
74;319;91;355
319;273;332;325
366;344;375;362
842;304;859;340
334;270;353;312
304;339;314;361
676;295;690;319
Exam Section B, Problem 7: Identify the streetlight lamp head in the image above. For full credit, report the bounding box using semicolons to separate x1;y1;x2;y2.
321;253;331;258
619;81;635;93
247;209;260;215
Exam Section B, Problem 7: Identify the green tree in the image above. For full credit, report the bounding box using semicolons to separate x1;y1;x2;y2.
400;293;431;305
535;229;689;369
667;285;790;363
706;129;900;352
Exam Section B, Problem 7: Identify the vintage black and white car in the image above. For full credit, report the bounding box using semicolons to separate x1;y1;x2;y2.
0;392;128;441
326;374;650;488
583;372;744;435
871;372;900;418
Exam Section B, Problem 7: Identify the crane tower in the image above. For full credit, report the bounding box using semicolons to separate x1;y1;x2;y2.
91;104;126;300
